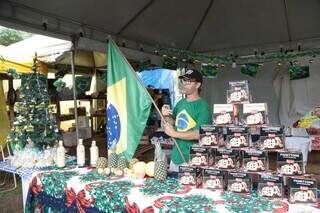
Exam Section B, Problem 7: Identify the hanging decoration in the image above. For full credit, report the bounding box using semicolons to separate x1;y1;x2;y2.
158;47;320;66
288;65;310;80
75;76;92;95
162;55;178;70
200;63;219;78
241;63;261;77
53;78;66;92
129;58;158;71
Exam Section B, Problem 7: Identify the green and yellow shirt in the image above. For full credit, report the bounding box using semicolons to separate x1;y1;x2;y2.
171;98;211;165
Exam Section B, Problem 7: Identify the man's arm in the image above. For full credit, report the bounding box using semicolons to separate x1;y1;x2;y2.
164;123;199;140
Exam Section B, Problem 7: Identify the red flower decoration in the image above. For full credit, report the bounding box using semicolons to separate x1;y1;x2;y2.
175;185;191;194
85;184;93;192
142;206;154;213
153;196;174;209
66;187;93;213
35;202;43;213
215;200;225;205
30;177;42;196
125;196;141;213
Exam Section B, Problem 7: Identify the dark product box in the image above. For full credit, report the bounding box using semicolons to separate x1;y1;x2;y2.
243;103;268;126
202;168;224;190
215;148;240;169
213;104;236;125
190;145;215;167
227;80;250;104
243;149;268;172
199;125;220;147
227;172;251;193
277;152;304;176
289;178;317;203
259;127;285;150
258;174;283;199
178;165;203;188
226;127;250;149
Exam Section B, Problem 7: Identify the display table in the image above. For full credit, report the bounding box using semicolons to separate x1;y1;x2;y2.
0;157;75;209
285;137;312;169
22;166;320;213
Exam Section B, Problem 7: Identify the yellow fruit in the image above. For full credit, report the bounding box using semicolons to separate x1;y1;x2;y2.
132;161;146;178
97;168;104;174
145;161;155;177
114;168;124;177
104;168;111;176
133;172;145;179
129;158;139;169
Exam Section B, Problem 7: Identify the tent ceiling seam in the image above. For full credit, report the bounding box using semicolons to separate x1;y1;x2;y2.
283;0;292;45
186;0;215;50
117;0;155;36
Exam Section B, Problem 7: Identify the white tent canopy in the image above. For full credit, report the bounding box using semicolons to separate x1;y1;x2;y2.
1;34;71;66
1;0;320;55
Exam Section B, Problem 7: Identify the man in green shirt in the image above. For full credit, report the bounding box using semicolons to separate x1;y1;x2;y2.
162;69;211;172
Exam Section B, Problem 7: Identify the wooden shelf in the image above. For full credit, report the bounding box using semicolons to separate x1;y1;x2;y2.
59;114;75;121
51;94;106;102
91;114;106;118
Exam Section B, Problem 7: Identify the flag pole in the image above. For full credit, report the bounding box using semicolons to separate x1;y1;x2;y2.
108;39;187;164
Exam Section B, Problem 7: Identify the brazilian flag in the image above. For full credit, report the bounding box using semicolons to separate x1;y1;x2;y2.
107;39;152;160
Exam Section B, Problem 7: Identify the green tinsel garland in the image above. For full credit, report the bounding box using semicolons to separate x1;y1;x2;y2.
159;195;217;213
89;181;133;213
221;191;276;213
140;177;184;196
40;171;77;198
159;47;320;65
79;170;110;183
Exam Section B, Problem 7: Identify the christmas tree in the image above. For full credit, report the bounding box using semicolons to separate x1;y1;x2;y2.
7;58;60;152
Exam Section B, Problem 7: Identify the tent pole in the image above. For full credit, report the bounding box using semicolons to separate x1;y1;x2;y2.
70;42;79;144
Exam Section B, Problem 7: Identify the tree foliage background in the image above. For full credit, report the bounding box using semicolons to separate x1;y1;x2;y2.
0;27;32;46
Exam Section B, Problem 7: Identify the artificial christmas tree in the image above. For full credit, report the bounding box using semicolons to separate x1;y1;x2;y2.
7;58;60;153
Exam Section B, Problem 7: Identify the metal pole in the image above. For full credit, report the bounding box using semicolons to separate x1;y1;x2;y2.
70;45;79;143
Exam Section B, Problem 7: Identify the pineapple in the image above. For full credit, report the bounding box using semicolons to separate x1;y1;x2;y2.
108;142;118;168
154;142;167;181
97;157;107;169
108;152;118;168
117;156;128;169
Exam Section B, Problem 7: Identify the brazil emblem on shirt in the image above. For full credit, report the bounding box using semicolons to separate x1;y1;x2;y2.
175;109;196;132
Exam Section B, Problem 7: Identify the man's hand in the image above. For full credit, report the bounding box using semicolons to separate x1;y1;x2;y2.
163;122;177;138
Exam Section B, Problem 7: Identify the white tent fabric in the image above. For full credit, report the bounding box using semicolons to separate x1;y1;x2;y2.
201;59;320;126
2;34;71;66
273;59;320;126
1;0;320;55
